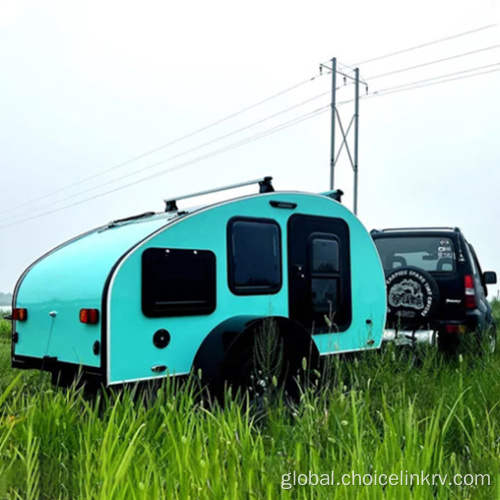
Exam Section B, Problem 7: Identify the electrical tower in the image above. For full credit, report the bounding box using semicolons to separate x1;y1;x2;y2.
320;58;366;215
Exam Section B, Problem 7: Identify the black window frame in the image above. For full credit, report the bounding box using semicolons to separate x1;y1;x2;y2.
287;214;352;334
227;216;282;296
308;232;342;315
141;247;216;318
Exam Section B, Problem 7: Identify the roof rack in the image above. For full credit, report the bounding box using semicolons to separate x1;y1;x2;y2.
371;227;461;234
164;176;274;212
321;189;344;203
107;211;156;228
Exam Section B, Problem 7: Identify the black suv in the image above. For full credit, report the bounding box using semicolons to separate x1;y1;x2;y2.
371;227;497;351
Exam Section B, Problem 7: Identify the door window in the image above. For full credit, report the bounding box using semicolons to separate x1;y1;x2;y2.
310;236;341;314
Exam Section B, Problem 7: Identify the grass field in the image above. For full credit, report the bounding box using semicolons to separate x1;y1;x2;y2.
0;302;499;499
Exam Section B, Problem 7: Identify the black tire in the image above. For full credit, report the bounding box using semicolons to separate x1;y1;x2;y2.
219;317;320;402
385;266;440;328
437;330;459;355
51;368;76;388
476;321;497;355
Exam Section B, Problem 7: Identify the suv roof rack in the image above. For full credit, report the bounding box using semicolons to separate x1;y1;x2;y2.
371;227;461;234
164;176;274;212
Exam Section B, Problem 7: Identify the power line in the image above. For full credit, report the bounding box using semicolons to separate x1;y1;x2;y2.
364;66;500;99
324;25;498;96
367;43;500;81
2;90;331;221
3;61;498;229
369;62;500;93
4;25;499;220
320;24;496;77
0;71;325;217
333;64;500;108
352;24;496;66
0;105;331;228
18;42;498;219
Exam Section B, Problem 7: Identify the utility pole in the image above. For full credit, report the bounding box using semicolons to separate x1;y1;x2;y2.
353;67;360;215
320;58;365;215
329;58;337;191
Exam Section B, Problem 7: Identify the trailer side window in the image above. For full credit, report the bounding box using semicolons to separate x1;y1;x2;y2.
142;248;216;317
228;217;282;295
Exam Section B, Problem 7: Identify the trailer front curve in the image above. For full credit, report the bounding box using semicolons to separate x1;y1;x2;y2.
12;214;175;382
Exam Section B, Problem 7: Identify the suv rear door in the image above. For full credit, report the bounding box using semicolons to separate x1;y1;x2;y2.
373;232;467;324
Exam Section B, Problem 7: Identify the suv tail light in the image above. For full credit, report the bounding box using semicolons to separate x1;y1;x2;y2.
445;324;467;334
464;275;476;309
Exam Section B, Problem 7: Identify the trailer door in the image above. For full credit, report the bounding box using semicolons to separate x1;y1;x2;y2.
287;214;352;333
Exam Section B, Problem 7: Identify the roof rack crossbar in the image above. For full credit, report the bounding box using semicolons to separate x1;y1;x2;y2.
374;227;460;233
164;176;274;212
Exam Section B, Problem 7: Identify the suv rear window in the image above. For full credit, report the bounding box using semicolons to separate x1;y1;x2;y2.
374;236;456;273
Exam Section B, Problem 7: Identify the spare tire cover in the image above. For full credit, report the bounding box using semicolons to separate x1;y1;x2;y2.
385;266;440;322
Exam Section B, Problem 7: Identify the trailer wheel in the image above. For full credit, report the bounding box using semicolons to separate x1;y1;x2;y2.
219;317;319;401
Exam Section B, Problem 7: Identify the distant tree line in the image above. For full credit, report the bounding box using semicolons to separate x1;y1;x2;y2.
0;292;13;306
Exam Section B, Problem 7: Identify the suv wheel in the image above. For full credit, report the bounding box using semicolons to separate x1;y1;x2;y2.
437;330;459;354
477;322;497;355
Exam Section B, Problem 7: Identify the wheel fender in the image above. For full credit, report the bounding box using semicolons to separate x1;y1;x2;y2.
192;316;319;387
192;315;264;384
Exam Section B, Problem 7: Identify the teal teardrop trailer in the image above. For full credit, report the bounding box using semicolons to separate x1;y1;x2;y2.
11;177;386;388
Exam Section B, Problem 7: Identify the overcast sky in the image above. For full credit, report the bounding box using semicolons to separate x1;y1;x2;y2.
1;0;499;298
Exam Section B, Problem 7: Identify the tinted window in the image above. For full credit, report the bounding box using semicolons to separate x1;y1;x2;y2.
228;218;281;295
311;278;339;313
142;248;216;317
374;236;456;273
312;238;339;272
310;235;341;314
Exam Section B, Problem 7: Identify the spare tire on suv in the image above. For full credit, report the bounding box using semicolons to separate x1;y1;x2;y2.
385;266;440;328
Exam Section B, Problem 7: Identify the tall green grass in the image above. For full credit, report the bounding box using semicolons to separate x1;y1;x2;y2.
0;315;10;341
0;300;498;499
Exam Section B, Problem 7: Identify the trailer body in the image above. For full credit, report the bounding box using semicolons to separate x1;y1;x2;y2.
12;190;386;386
